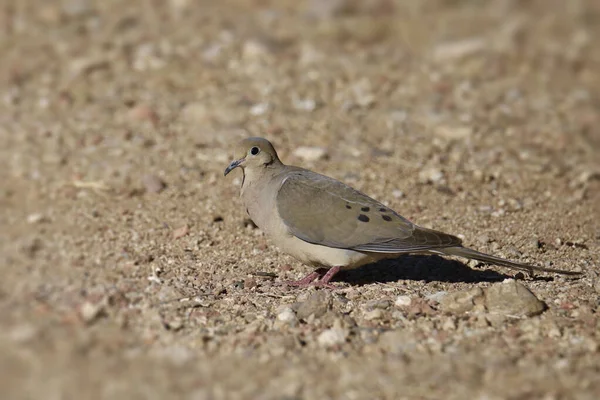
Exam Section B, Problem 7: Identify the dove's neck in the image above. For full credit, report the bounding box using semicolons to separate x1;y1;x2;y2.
241;162;285;191
240;163;288;230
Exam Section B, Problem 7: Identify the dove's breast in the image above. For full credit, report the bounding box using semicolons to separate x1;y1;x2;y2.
241;175;382;270
241;170;385;269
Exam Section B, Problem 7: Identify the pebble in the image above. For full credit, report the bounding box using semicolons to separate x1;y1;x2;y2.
438;287;484;314
142;174;166;193
317;320;348;348
364;309;384;321
80;301;104;324
294;291;331;320
292;97;317;112
249;102;269;116
242;40;271;61
425;291;448;303
477;234;491;245
379;330;418;356
418;167;445;184
392;190;405;199
293;146;328;162
172;225;189;239
69;56;110;77
277;307;297;324
394;295;412;307
441;317;456;331
129;104;160;125
432;38;486;62
351;78;375;108
484;279;546;317
27;213;47;224
365;299;391;310
434;125;473;140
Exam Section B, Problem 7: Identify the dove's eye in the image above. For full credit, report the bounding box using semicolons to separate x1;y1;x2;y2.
250;146;260;156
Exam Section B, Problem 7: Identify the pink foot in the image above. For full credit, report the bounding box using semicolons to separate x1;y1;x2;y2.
284;266;342;289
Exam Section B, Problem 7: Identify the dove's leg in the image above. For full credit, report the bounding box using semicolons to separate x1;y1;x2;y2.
286;270;323;287
286;266;341;288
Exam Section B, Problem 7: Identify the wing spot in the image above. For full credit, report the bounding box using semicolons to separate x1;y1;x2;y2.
345;204;352;209
379;208;387;212
358;214;370;222
382;215;392;221
361;207;370;212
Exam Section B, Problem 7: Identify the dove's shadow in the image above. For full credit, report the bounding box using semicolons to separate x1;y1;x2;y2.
335;254;523;285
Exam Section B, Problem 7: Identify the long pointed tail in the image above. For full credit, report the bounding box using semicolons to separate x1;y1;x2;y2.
438;246;581;276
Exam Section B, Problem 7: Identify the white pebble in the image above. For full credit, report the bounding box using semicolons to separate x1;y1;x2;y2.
394;295;412;307
27;213;46;224
277;307;297;324
392;190;405;199
364;309;384;321
317;327;347;347
249;102;269;116
292;97;317;112
80;301;103;323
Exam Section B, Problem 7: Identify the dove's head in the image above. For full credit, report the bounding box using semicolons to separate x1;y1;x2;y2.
224;137;282;176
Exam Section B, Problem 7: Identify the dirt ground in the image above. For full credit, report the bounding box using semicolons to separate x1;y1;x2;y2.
1;0;599;399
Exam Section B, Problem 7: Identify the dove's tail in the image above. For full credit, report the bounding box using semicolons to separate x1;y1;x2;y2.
436;246;582;276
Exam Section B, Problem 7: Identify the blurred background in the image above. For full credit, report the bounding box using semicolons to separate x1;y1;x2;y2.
0;0;599;399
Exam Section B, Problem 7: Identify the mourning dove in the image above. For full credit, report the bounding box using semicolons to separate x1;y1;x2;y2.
224;137;580;287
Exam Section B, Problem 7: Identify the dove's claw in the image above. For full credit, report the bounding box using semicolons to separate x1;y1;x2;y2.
284;266;341;289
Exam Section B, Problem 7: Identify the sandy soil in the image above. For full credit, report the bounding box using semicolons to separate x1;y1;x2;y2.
1;0;599;399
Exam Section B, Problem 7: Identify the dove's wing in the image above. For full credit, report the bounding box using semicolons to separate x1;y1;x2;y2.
276;170;462;253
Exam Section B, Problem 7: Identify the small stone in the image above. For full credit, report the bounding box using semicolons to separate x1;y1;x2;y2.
392;190;405;199
394;295;412;307
484;279;546;317
546;323;562;338
485;313;507;327
477;234;490;245
27;213;47;224
438;287;484;314
365;299;391;310
142;174;166;193
69;56;109;77
379;330;418;355
425;291;448;303
277;307;297;324
432;38;486;62
249;102;269;116
317;321;347;348
441;317;456;331
242;40;271;61
434;125;473;140
292;97;317;112
172;225;189;239
351;78;376;108
165;318;184;331
294;291;331;320
418;167;445;184
530;238;542;250
293;146;328;162
129;104;160;125
80;301;104;324
364;309;384;321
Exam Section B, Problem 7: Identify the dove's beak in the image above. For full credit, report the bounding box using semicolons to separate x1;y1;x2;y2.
224;158;245;176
